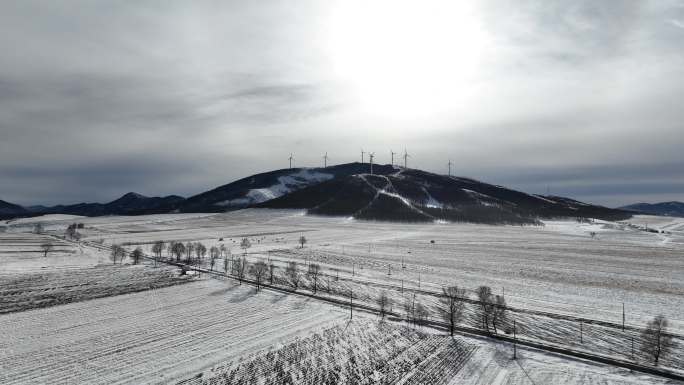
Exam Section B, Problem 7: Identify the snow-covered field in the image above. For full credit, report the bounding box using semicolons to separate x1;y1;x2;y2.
1;210;683;383
0;279;348;384
10;210;677;330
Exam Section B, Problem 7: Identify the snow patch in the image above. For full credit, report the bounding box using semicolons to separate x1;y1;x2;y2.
217;169;334;207
379;191;413;207
461;189;493;200
422;187;443;209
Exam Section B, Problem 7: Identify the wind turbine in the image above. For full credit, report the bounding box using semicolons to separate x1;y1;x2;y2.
288;153;294;169
323;152;329;168
361;149;365;163
448;159;452;176
403;149;410;168
369;152;375;174
390;150;396;166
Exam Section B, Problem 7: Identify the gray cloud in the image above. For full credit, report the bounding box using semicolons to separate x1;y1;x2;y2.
1;0;683;208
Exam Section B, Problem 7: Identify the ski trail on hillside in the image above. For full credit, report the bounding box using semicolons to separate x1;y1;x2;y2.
353;175;435;219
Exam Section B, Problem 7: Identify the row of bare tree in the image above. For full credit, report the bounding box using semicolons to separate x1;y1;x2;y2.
141;240;675;367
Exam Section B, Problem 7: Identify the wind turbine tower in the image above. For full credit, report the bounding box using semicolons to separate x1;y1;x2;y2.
288;153;294;169
361;149;365;163
390;150;396;166
369;152;375;174
323;152;329;168
448;160;452;176
403;149;410;169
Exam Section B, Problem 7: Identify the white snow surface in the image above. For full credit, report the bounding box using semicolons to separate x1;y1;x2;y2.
0;279;347;384
217;169;333;207
2;210;684;383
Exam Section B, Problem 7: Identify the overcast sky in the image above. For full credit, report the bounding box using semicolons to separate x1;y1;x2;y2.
1;0;684;207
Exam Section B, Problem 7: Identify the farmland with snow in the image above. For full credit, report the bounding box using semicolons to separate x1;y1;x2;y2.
1;210;683;383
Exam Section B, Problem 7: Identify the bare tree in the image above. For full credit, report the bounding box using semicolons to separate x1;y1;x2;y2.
377;291;392;319
195;242;207;264
40;242;54;258
307;263;321;293
240;238;251;255
131;247;143;265
33;223;44;234
299;235;307;248
209;246;219;271
286;261;301;290
152;241;165;267
65;224;81;241
268;260;276;285
171;242;185;263
210;254;217;271
477;286;494;333
415;302;429;326
404;294;416;326
234;256;248;284
250;260;268;291
110;244;126;265
641;315;673;366
167;241;175;259
490;295;507;334
185;242;194;264
441;285;466;336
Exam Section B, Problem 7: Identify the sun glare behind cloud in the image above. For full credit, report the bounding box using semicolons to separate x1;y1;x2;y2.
328;0;488;118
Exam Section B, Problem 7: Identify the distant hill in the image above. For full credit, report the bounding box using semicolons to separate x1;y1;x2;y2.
177;162;395;213
619;201;684;217
28;192;184;217
4;162;633;224
258;168;632;224
0;199;29;219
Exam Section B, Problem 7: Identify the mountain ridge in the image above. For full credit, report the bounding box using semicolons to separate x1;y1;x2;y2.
619;201;684;217
257;168;631;224
2;163;632;223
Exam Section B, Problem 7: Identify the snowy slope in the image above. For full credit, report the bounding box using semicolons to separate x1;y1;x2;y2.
258;169;631;224
178;162;396;213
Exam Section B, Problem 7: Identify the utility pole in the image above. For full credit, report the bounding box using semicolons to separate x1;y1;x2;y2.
622;302;625;331
361;149;365;163
448;160;452;176
513;319;517;359
580;321;583;343
350;289;353;319
418;272;421;288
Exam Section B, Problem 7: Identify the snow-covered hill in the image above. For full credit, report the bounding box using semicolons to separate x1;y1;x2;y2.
258;168;631;224
176;162;396;213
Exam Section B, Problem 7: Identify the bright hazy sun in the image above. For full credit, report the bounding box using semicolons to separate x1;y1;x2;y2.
328;0;487;118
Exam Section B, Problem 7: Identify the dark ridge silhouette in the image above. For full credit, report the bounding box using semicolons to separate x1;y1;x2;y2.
177;162;396;213
0;199;29;219
21;193;184;217
3;163;632;224
257;167;631;224
619;201;684;217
